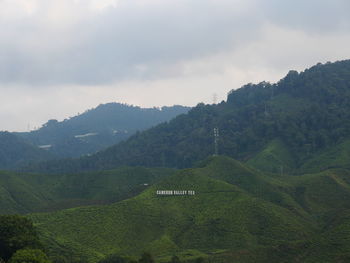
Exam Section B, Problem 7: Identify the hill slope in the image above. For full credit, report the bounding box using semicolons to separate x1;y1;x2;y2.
17;103;190;158
0;167;175;215
29;156;350;263
246;139;296;174
24;59;350;174
0;132;51;170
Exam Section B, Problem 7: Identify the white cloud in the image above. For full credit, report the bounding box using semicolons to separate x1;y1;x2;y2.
0;0;350;131
88;0;119;10
0;0;38;18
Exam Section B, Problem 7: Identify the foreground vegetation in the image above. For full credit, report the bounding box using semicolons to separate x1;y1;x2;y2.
0;215;49;263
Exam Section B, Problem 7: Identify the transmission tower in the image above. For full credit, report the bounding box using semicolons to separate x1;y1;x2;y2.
213;127;219;156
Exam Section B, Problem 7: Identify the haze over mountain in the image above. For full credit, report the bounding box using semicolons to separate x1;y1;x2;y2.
0;132;52;170
14;103;190;158
24;60;350;174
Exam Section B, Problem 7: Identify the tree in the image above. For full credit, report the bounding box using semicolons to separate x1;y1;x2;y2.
0;215;42;261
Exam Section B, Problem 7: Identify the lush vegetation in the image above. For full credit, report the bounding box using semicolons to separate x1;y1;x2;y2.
16;103;190;158
26;156;350;262
0;167;175;214
2;60;350;262
0;215;49;262
23;60;350;174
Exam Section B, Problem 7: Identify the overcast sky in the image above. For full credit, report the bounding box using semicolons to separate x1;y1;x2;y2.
1;0;350;131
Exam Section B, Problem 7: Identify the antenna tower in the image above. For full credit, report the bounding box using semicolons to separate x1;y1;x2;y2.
213;127;219;156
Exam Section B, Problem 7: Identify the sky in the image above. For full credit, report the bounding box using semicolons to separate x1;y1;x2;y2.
1;0;350;131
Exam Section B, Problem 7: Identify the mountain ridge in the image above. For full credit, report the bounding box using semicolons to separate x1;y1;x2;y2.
16;103;190;158
22;59;350;175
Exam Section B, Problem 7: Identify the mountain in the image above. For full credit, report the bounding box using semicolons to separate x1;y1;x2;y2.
0;167;175;215
0;132;51;170
24;60;350;174
29;156;350;263
17;103;190;158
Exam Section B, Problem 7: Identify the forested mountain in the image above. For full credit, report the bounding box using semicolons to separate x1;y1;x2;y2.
0;132;51;169
4;59;350;263
24;60;350;174
16;103;190;158
29;156;350;263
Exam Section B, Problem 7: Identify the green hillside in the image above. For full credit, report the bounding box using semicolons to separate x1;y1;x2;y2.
246;139;296;174
23;60;350;175
0;167;175;215
300;139;350;173
28;156;350;263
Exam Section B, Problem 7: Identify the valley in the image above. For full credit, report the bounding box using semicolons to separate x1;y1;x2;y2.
2;60;350;263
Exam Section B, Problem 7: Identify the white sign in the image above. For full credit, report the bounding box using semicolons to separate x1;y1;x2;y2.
156;190;195;196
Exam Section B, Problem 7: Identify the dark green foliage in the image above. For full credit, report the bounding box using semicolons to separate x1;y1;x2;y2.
97;254;128;263
170;255;181;263
17;103;190;159
194;257;204;263
0;132;51;170
8;249;51;263
0;215;42;261
24;60;350;174
138;253;154;263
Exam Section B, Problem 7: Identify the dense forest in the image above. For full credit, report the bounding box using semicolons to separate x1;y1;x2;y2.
23;60;350;174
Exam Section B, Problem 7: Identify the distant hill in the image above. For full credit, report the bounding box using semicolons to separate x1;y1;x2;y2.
0;167;175;215
29;156;350;263
0;132;51;169
24;60;350;174
17;103;190;158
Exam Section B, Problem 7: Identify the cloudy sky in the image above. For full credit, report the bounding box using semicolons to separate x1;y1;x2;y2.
1;0;350;131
